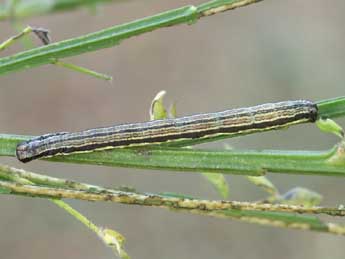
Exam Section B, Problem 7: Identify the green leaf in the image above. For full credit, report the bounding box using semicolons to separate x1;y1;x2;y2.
150;90;167;120
169;102;177;118
202;172;229;198
149;91;231;197
316;118;344;138
246;176;279;196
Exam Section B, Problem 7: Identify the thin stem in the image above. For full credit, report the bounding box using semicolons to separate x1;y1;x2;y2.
1;164;344;235
0;26;32;51
317;96;345;119
0;0;266;75
2;133;345;176
0;164;114;191
197;0;263;17
0;175;344;217
53;199;99;233
205;210;345;235
0;164;129;257
53;60;112;81
0;26;112;81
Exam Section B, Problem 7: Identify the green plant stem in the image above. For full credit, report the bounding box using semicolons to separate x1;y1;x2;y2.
0;26;112;80
0;26;32;51
52;195;130;258
0;163;101;235
11;179;345;235
0;0;264;76
0;166;333;224
0;164;105;191
197;0;262;16
1;164;344;236
208;210;345;235
317;96;345;119
53;60;112;80
53;199;99;232
0;163;129;257
0;172;344;217
2;133;345;176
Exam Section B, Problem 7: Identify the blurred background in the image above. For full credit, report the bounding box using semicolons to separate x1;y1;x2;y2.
1;0;345;258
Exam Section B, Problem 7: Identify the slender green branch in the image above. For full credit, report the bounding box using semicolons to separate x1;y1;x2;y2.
0;164;107;191
0;139;344;177
53;60;112;81
0;133;337;176
1;164;344;235
0;26;33;51
53;199;99;232
53;199;130;258
0;25;112;80
317;97;345;119
197;0;262;17
207;210;345;235
0;0;265;76
1;176;345;224
0;163;130;257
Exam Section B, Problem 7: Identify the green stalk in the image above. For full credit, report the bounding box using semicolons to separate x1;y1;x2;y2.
53;60;112;80
0;26;33;51
0;0;264;76
1;164;344;236
0;5;197;75
317;96;345;119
